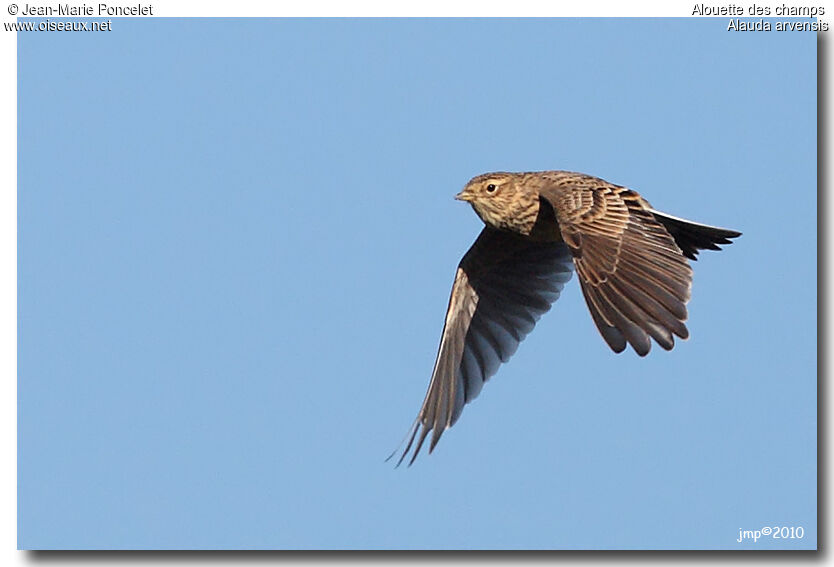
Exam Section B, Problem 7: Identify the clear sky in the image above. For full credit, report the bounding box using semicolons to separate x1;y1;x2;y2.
18;18;816;550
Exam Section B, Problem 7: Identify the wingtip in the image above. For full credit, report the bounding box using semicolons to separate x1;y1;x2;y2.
388;422;444;467
388;419;423;468
408;429;430;466
428;425;446;454
395;445;410;468
632;339;651;357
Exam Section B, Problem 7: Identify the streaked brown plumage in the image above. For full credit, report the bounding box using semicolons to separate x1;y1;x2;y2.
391;171;741;466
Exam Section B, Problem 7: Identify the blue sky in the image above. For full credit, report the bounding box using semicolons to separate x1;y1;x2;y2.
18;18;816;549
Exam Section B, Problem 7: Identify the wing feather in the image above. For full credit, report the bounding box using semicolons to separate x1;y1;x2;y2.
542;179;692;357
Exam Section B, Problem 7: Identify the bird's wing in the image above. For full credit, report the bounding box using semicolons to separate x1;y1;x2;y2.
392;227;573;466
541;181;693;357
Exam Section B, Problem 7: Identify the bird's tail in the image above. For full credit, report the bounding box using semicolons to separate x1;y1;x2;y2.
649;209;742;260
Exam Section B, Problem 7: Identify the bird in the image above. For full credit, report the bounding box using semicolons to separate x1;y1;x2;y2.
391;170;741;466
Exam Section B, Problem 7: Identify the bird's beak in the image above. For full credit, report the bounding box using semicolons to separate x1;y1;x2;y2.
455;190;470;202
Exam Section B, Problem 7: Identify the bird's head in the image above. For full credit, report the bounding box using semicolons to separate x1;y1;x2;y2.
456;172;539;233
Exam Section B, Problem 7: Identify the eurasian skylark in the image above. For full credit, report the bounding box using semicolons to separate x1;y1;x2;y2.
393;170;741;466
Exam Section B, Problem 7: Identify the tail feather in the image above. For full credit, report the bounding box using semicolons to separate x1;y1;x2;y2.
650;210;741;261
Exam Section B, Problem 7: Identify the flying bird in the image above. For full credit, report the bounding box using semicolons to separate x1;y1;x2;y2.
392;170;741;466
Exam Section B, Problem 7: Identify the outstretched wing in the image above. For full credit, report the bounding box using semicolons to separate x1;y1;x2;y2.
542;180;693;356
392;227;573;466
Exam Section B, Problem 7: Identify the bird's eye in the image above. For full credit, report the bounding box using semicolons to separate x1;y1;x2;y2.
486;184;497;193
